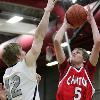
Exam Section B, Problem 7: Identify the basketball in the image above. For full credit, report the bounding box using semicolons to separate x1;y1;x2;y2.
66;4;87;28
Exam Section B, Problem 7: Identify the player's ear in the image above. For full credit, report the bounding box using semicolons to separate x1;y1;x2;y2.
83;60;86;63
16;54;21;60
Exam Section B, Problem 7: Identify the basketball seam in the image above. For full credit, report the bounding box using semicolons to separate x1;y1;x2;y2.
74;5;80;27
68;5;77;27
66;10;74;26
78;7;87;22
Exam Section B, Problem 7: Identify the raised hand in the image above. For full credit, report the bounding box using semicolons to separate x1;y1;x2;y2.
86;5;94;24
44;0;58;12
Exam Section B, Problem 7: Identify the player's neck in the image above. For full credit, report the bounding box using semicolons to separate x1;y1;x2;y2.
72;63;84;69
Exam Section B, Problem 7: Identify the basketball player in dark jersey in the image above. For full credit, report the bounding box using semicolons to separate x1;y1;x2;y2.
54;5;100;100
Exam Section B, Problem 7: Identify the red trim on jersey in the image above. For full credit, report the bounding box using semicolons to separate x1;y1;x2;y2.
84;61;96;82
59;58;70;81
59;58;96;82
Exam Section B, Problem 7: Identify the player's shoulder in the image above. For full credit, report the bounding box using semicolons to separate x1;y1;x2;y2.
5;61;25;75
5;67;13;75
3;67;13;80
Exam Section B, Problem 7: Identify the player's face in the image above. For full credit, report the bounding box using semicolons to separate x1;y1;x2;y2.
18;47;26;60
71;48;84;64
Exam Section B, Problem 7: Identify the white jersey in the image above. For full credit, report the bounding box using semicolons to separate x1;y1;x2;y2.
3;60;40;100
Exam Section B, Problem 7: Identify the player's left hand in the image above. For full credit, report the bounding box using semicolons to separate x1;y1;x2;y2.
36;74;41;84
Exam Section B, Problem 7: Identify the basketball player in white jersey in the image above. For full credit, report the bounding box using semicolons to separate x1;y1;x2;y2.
2;0;58;100
54;6;100;100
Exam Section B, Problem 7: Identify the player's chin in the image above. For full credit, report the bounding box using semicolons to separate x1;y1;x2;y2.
70;58;74;63
71;57;78;63
71;56;76;60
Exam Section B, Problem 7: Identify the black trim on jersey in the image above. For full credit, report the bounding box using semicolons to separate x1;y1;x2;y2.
33;85;37;100
10;63;17;68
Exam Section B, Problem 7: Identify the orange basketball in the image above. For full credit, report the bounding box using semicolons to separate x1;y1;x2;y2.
66;4;87;28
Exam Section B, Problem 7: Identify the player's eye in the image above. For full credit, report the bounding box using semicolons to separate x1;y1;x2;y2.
77;51;81;54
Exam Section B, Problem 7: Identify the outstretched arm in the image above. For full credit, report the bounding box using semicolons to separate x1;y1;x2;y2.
25;0;58;67
87;6;100;66
54;16;72;64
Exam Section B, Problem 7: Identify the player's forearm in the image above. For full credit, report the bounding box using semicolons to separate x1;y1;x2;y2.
35;10;50;40
90;18;100;44
54;23;67;44
0;95;7;100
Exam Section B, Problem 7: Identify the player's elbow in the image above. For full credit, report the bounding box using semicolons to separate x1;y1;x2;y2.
94;40;100;52
94;37;100;47
53;38;61;46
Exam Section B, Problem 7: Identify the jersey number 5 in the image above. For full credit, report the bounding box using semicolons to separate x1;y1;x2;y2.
74;87;81;100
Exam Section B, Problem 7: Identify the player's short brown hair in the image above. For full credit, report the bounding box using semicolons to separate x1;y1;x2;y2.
77;48;90;61
2;43;21;67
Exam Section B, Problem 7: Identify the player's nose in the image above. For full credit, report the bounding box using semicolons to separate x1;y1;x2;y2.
72;52;76;55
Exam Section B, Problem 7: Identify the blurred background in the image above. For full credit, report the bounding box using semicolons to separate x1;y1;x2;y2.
0;0;100;100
